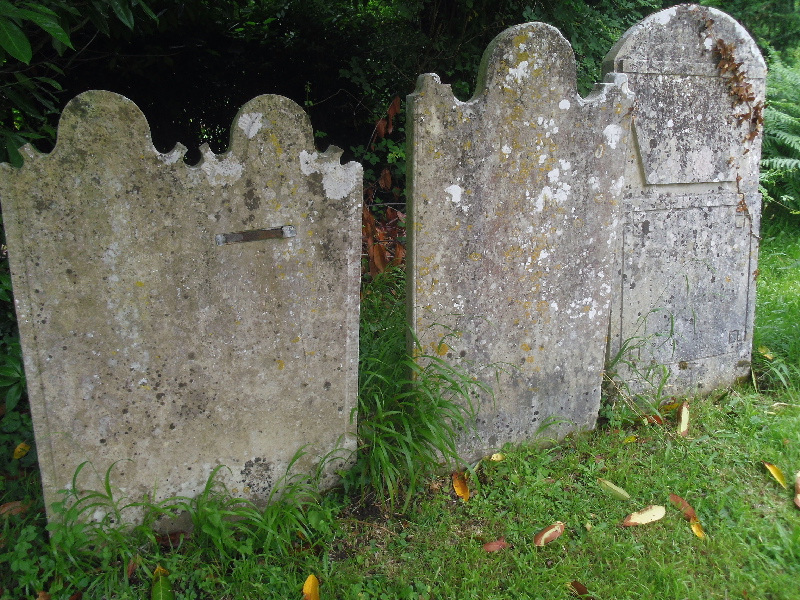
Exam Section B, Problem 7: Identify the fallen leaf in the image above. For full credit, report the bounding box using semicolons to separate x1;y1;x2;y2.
622;435;637;444
677;402;690;437
37;592;51;600
303;574;320;600
154;531;191;549
659;400;682;413
482;537;510;552
763;462;788;489
794;471;800;510
127;555;139;579
533;521;565;546
597;478;631;501
757;346;774;361
622;505;666;526
0;500;28;517
490;453;505;462
644;414;664;425
452;471;470;501
68;592;83;600
13;442;30;459
668;493;698;521
690;520;706;540
567;580;597;599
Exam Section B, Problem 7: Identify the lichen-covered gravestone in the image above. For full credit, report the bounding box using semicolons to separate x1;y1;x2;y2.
407;23;634;453
603;5;765;394
0;91;361;521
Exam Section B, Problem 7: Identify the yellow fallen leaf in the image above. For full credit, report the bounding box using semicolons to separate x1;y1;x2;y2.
757;346;774;361
763;462;788;489
597;478;631;501
153;565;169;578
622;505;666;526
690;519;706;540
623;435;637;444
490;453;505;462
13;442;30;459
659;401;682;413
303;574;320;600
452;471;470;501
677;402;690;437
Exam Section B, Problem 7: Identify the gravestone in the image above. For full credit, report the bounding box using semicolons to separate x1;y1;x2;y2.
0;91;361;521
407;23;634;453
603;5;765;394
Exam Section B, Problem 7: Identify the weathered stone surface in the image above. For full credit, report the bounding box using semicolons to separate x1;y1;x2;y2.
0;91;361;520
407;23;634;453
604;5;764;394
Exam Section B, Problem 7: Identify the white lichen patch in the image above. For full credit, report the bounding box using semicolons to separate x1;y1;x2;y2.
506;60;530;85
199;147;244;185
237;112;264;139
445;184;466;214
651;6;676;25
559;99;571;110
602;124;623;149
158;143;187;165
299;150;360;200
609;176;624;197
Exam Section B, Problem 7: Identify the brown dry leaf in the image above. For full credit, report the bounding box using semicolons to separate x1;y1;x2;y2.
390;242;406;267
482;537;510;552
127;555;139;579
668;493;698;521
690;520;707;540
378;168;392;191
677;402;690;437
37;592;51;600
567;580;597;599
68;592;84;600
388;96;401;119
13;441;31;459
368;242;389;276
533;521;565;546
155;531;191;549
452;471;469;501
763;462;788;489
622;505;666;527
303;574;320;600
387;96;401;133
644;414;664;425
0;500;28;517
375;118;387;141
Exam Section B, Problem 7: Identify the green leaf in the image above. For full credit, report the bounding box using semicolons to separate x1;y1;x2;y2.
0;16;32;63
17;8;73;48
133;0;158;21
106;0;134;29
151;573;174;600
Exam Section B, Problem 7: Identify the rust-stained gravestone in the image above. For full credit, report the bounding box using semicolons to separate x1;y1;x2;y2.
0;91;361;521
603;5;765;394
407;23;635;453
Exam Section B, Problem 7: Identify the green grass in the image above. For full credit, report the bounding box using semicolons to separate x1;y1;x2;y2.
2;221;800;599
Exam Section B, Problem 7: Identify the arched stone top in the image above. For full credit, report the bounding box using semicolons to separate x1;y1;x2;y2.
473;22;577;104
603;4;766;79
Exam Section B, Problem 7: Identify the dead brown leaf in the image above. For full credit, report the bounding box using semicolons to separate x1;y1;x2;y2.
482;537;510;552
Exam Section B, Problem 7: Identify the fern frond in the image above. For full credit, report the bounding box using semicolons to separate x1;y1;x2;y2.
761;157;800;171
